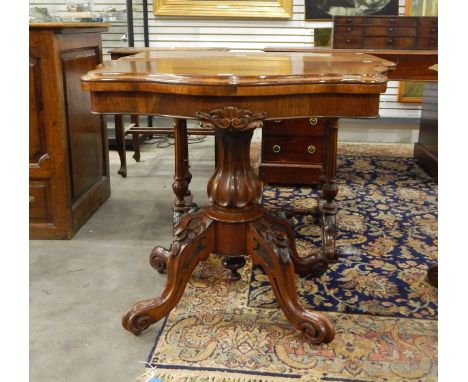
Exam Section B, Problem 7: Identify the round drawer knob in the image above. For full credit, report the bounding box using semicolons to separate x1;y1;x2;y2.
274;119;282;123
388;27;394;32
346;26;352;32
272;145;281;154
345;38;351;43
307;145;316;154
387;38;394;45
309;117;318;126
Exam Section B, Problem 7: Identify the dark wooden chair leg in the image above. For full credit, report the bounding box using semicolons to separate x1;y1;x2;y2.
114;114;127;177
247;215;335;344
130;115;141;162
122;211;215;335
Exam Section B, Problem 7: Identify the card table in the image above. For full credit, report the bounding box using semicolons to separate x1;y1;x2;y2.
81;51;394;344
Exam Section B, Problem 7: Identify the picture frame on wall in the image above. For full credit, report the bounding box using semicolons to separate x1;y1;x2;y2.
305;0;399;20
153;0;293;19
398;0;438;103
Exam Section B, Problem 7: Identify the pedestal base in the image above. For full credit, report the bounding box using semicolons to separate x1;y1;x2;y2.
123;207;335;344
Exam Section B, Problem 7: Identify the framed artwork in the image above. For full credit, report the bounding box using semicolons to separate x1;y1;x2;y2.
153;0;292;19
398;0;438;103
305;0;399;20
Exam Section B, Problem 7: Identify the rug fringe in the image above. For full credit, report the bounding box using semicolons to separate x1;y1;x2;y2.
137;368;322;382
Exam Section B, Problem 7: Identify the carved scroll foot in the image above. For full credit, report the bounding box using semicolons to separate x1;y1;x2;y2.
263;212;329;278
247;216;335;344
427;264;438;287
149;246;170;274
122;211;215;335
222;256;246;282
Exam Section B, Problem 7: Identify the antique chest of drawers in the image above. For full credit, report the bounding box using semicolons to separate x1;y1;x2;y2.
258;118;325;185
333;16;438;50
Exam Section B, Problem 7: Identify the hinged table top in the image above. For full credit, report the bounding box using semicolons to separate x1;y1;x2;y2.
82;51;395;95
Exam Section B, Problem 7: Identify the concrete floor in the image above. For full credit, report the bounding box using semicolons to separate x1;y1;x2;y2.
30;136;216;382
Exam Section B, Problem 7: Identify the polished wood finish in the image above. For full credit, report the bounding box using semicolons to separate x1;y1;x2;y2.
333;16;437;50
414;81;438;178
108;47;227;178
261;46;437;185
264;47;438;81
30;23;110;239
82;51;393;344
259;118;325;184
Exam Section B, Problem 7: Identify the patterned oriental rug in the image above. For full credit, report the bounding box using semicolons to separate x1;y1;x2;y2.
137;145;438;382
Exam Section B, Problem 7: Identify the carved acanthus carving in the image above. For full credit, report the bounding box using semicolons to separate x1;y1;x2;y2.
196;107;266;132
171;212;207;256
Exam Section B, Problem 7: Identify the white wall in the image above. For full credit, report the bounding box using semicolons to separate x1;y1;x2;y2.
30;0;423;142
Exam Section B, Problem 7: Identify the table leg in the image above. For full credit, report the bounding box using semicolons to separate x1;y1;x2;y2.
123;107;335;344
248;216;335;344
172;118;196;224
427;264;438;287
114;114;127;177
122;210;215;335
319;118;339;262
130;115;141;162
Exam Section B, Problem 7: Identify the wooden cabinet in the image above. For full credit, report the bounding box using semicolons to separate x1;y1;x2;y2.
414;81;438;178
259;118;326;185
29;23;111;239
333;16;437;50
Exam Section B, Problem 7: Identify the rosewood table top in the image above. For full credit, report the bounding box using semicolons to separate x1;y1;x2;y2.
81;51;394;345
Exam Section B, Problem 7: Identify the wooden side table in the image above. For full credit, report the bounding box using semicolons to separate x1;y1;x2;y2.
82;50;394;344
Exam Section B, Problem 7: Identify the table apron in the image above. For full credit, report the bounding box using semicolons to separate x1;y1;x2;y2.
89;92;381;120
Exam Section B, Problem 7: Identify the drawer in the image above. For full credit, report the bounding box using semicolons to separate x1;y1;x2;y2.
334;25;363;36
334;35;363;49
417;37;438;49
30;180;52;222
264;118;325;135
363;26;417;37
262;135;324;164
334;17;365;25
259;163;323;185
365;17;418;27
363;36;416;49
417;26;438;36
418;17;438;26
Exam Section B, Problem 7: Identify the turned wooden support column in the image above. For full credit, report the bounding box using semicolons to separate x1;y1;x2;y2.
172;118;195;213
319;118;339;261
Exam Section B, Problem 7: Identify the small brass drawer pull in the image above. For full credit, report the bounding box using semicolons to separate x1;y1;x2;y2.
272;145;281;153
309;117;318;126
307;145;316;154
29;196;36;205
274;119;282;123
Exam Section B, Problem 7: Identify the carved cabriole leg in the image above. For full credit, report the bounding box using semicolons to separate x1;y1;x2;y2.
173;118;197;225
247;216;335;344
264;212;328;277
319;118;339;262
122;211;215;335
114;114;127;177
130;115;141;162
